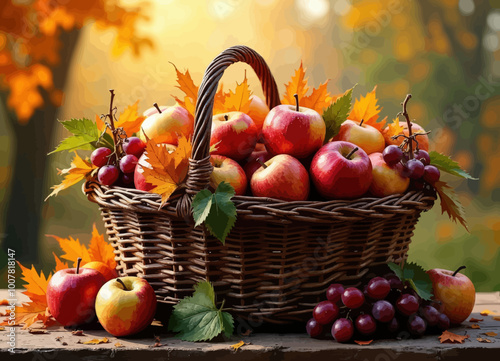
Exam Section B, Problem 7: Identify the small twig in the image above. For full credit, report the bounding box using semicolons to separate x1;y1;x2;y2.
400;94;413;158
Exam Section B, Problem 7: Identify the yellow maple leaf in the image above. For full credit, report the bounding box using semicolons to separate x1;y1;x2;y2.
88;224;116;269
213;83;228;115
83;337;110;345
45;152;96;200
219;74;252;114
47;235;91;267
384;117;404;139
142;134;192;207
348;86;386;131
230;340;245;351
117;100;146;136
171;63;199;118
52;252;68;272
300;80;332;113
282;61;309;105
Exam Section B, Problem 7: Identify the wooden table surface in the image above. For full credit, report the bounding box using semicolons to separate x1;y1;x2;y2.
1;290;499;360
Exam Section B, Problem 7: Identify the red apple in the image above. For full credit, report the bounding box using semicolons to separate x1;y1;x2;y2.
210;155;247;195
243;148;271;180
95;277;157;337
262;103;325;159
134;143;177;191
383;122;429;151
46;258;106;327
310;141;373;199
142;104;169;117
82;261;118;282
333;120;385;154
247;95;269;133
368;152;410;197
427;266;475;325
210;112;258;161
140;105;194;145
250;154;309;201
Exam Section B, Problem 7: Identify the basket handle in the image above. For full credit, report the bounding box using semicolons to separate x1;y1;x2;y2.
176;45;281;218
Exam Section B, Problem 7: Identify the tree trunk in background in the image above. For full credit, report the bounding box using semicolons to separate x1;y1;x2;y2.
1;29;81;264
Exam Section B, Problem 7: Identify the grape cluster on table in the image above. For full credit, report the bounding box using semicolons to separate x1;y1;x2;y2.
382;146;440;186
91;137;146;187
306;274;450;343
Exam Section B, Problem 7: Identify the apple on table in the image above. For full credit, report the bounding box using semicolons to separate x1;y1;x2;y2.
209;155;247;195
46;258;106;327
333;119;385;155
140;104;194;146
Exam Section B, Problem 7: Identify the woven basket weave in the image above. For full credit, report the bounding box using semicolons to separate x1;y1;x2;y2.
85;45;436;323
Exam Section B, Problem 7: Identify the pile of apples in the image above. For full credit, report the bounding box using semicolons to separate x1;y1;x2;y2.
46;258;157;336
92;93;439;202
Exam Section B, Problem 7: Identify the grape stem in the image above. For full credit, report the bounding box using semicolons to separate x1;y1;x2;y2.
400;94;413;159
452;265;466;277
105;89;124;162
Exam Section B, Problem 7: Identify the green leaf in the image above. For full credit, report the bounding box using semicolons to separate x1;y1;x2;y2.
168;281;233;342
322;85;356;142
387;261;433;301
429;151;477;180
191;182;237;244
387;262;403;280
49;118;112;154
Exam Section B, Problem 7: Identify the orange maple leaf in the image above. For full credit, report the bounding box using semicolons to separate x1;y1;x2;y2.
219;74;252;114
348;86;386;131
282;61;309;105
213;83;228;115
434;181;468;231
45;152;97;200
53;252;68;272
47;235;91;267
96;100;146;136
88;224;117;269
142;134;192;207
439;330;470;344
384;117;404;139
171;63;199;118
300;80;332;113
354;340;373;345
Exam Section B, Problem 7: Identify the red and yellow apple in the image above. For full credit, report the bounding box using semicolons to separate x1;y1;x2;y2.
247;95;269;132
95;277;157;337
46;259;106;327
262;104;325;159
310;141;373;199
134;143;177;191
210;112;259;161
250;154;309;201
384;122;429;151
209;155;247;195
140;105;194;145
368;152;410;197
427;266;475;325
333;120;385;155
142;104;168;117
82;261;118;282
243;148;271;180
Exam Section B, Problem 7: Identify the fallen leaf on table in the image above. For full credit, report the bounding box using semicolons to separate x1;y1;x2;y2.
62;342;68;345
469;318;484;322
494;316;500;321
439;330;470;344
0;299;8;305
241;329;253;337
231;340;245;351
83;337;109;345
149;335;163;348
470;324;481;329
115;342;125;348
355;340;373;345
71;330;84;336
0;327;5;331
477;337;492;343
480;309;497;316
55;336;62;342
484;332;498;337
29;329;48;334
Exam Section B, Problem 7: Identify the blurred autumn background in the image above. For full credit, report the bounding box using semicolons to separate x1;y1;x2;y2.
0;0;499;290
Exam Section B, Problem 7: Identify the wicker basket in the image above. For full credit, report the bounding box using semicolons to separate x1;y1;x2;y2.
84;45;436;324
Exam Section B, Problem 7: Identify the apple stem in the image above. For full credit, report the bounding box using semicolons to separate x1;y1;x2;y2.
345;147;359;160
359;119;364;126
256;158;267;169
116;278;127;290
76;257;82;275
224;114;229;121
452;265;466;277
294;93;299;112
153;103;162;114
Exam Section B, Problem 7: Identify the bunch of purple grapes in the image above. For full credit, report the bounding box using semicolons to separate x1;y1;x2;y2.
382;146;440;185
91;137;145;187
306;274;450;343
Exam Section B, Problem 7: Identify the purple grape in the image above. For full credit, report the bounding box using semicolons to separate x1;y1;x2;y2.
419;305;439;326
372;300;395;323
408;314;426;336
387;317;399;333
123;137;146;157
91;147;112;167
331;318;354;343
414;149;430;165
366;277;391;300
342;288;365;309
396;294;420;316
98;165;119;186
119;154;138;174
326;284;344;303
383;145;404;166
437;313;450;331
423;165;440;184
405;159;425;179
355;314;376;335
306;318;323;338
384;274;404;290
120;172;134;187
313;301;339;325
